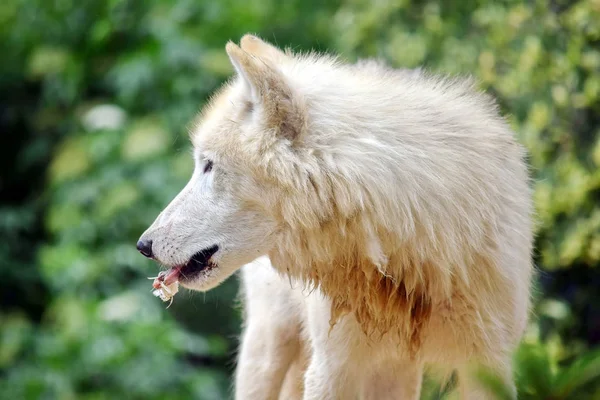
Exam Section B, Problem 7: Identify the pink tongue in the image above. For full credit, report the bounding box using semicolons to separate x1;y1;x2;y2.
163;266;183;285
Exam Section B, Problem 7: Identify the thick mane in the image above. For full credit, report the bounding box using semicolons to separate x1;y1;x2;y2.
269;177;504;354
270;215;439;353
264;53;533;353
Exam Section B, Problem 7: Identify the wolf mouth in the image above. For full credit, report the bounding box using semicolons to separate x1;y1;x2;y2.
161;245;220;285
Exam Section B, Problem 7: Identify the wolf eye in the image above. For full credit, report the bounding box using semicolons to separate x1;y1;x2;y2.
203;160;213;174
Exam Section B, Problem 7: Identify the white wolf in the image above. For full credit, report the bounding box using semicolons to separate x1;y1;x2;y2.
138;34;534;399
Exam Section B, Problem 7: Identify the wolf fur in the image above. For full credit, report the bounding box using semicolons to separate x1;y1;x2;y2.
139;34;534;399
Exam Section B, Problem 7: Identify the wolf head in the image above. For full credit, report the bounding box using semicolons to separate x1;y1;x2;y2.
137;35;322;291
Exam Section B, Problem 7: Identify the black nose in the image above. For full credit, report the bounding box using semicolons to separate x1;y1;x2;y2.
136;240;153;258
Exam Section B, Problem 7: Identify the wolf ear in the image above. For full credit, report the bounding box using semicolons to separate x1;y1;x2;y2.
240;34;290;64
225;39;304;141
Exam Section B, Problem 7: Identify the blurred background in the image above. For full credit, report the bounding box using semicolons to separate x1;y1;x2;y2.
1;0;599;398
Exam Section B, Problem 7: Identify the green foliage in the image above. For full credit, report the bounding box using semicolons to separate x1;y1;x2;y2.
418;336;600;399
1;0;599;399
475;339;600;399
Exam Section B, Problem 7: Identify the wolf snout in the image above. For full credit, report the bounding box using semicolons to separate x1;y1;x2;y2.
136;239;154;258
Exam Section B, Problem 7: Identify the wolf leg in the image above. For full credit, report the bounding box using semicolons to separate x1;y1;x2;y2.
361;361;424;400
235;259;305;400
457;356;516;400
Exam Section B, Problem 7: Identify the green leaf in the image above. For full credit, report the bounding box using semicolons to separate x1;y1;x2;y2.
515;344;555;398
474;367;516;400
554;348;600;398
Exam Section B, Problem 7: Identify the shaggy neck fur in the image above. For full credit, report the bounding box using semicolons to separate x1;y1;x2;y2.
260;70;524;353
218;44;531;354
267;158;473;352
270;220;437;354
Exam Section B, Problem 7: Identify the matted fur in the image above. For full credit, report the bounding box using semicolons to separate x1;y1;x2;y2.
139;34;535;399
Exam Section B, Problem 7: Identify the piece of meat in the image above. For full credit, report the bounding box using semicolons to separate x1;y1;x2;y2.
148;270;180;308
